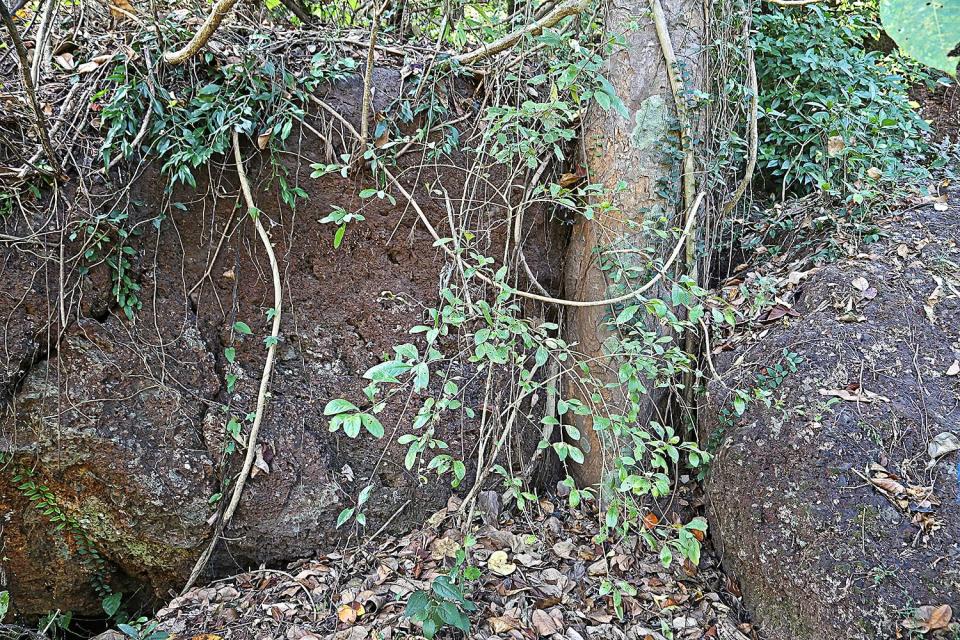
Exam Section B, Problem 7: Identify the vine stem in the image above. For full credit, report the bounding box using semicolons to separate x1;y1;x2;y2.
309;94;704;308
721;47;758;216
163;0;240;65
451;0;587;66
181;130;283;594
0;0;61;176
359;1;382;147
649;0;700;418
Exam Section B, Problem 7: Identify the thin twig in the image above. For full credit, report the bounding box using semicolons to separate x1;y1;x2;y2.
181;130;283;593
451;0;587;66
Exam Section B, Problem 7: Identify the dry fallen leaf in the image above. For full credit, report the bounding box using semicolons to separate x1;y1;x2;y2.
54;52;75;70
487;550;517;576
552;539;575;559
827;135;845;157
487;615;520;633
257;131;272;150
531;609;563;636
818;388;890;403
903;604;952;633
337;601;364;624
928;432;960;461
947;360;960;376
851;276;869;292
431;536;460;560
870;475;906;496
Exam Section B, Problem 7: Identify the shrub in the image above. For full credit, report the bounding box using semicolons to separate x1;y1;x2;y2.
753;1;932;203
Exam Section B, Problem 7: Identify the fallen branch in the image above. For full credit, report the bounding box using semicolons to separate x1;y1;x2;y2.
163;0;240;65
452;0;587;66
181;130;283;594
0;0;61;176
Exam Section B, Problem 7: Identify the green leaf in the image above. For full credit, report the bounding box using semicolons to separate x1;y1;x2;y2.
343;414;362;438
0;591;10;622
431;575;463;602
438;602;471;632
233;321;252;335
102;592;122;617
333;224;346;248
360;413;384;438
405;590;430;618
323;399;359;415
659;544;673;568
422;616;438;639
880;0;960;75
336;507;354;527
224;347;236;364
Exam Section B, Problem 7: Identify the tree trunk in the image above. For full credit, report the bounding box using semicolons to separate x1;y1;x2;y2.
565;0;706;486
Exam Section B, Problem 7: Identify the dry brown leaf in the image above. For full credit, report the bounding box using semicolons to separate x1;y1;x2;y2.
54;52;75;70
76;61;102;74
430;536;460;560
552;539;575;559
487;615;521;633
110;0;137;19
251;445;270;478
870;475;906;496
928;432;960;461
827;135;845;156
818;388;890;403
903;604;952;633
531;609;562;636
337;602;364;624
257;131;272;150
867;166;882;180
487;550;517;576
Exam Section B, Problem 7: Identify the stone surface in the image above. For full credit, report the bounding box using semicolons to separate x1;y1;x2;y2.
0;71;559;617
702;197;960;639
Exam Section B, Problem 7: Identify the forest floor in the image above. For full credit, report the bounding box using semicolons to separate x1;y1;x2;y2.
151;487;753;640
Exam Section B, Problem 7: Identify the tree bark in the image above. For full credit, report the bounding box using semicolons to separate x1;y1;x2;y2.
565;0;706;486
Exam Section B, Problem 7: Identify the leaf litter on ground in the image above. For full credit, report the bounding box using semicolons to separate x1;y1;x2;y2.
155;492;754;639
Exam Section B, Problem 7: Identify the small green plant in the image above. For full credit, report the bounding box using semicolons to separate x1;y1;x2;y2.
0;590;8;622
318;206;366;249
6;461;111;596
405;540;480;640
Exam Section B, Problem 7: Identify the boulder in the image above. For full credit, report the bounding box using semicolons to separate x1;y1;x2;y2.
0;71;558;616
702;198;960;638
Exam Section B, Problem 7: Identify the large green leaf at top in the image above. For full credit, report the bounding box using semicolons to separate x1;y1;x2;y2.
880;0;960;75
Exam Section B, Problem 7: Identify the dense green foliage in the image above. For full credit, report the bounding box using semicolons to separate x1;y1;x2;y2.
754;2;933;203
